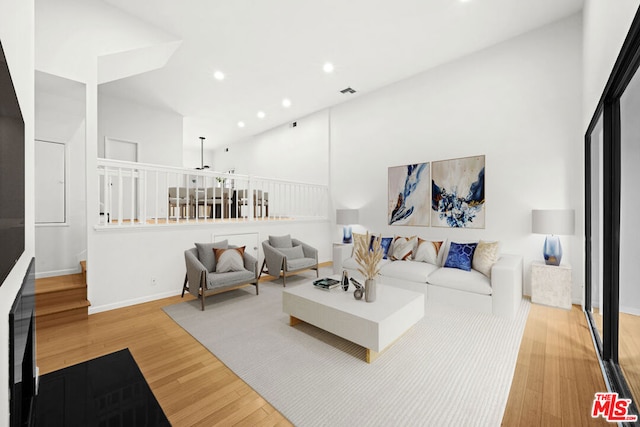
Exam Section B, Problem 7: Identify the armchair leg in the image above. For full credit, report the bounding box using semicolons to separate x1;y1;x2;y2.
182;274;188;297
255;281;259;295
282;260;287;287
258;259;267;280
201;291;205;311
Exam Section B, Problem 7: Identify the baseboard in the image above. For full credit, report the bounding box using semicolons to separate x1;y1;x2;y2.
36;268;81;279
620;304;640;316
89;290;182;314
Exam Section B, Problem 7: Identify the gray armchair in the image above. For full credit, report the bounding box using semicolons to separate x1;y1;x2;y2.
182;240;259;310
260;234;318;286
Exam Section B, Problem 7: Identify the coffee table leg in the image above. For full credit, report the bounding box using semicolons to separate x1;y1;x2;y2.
290;315;302;326
366;348;380;363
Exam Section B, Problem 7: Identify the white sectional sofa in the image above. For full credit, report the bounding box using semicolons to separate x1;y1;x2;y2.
341;238;523;319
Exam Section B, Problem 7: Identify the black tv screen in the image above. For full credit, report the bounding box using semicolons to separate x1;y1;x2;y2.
0;39;25;286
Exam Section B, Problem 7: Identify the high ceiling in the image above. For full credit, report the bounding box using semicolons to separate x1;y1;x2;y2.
98;0;584;149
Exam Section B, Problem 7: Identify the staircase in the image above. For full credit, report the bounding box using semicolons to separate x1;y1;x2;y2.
35;263;90;329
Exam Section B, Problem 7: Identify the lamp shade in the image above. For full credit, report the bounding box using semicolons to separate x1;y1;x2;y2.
336;209;358;225
531;209;575;235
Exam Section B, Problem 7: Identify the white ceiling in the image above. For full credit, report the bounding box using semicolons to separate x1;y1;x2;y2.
96;0;584;149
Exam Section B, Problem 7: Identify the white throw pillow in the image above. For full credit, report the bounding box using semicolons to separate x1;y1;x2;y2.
472;240;499;278
413;238;443;265
214;246;246;273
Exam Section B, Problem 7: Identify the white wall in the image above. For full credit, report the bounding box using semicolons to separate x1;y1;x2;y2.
0;0;35;424
330;15;584;300
583;0;640;127
212;110;330;185
35;78;87;277
98;93;183;165
89;220;331;313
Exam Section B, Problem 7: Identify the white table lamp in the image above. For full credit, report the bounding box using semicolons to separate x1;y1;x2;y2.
531;209;575;266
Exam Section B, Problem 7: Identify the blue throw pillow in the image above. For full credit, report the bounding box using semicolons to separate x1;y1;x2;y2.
380;237;393;259
444;242;478;271
369;236;394;259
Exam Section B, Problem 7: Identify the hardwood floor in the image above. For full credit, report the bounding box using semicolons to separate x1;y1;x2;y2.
36;279;610;426
501;304;608;426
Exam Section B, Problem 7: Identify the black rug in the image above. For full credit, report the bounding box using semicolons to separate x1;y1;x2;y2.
35;348;170;427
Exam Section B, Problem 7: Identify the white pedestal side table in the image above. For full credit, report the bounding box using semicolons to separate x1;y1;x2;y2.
332;243;353;274
531;261;572;310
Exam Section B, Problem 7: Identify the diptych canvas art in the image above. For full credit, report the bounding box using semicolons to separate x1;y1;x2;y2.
387;155;485;229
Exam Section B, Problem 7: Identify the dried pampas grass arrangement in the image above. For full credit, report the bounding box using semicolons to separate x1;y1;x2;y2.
355;232;383;280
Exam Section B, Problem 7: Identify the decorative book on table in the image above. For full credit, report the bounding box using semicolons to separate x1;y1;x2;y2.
313;278;340;290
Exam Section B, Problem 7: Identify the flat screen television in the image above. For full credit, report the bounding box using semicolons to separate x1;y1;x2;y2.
0;38;25;286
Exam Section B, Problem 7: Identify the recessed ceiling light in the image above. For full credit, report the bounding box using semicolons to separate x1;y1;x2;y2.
282;98;292;108
213;70;225;81
323;62;334;73
237;121;245;128
257;111;266;119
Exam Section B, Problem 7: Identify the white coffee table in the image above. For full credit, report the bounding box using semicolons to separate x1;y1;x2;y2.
282;279;424;363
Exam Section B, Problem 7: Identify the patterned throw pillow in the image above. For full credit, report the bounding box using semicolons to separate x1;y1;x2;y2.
472;240;500;278
390;236;417;261
413;238;443;265
444;242;478;271
214;246;246;273
369;236;393;259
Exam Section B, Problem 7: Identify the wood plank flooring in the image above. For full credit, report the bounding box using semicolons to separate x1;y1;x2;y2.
501;304;608;426
36;280;612;426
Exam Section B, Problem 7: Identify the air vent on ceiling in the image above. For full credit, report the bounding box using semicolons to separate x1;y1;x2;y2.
340;87;356;94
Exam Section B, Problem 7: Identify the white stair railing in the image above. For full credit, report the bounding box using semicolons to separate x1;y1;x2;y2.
97;159;329;227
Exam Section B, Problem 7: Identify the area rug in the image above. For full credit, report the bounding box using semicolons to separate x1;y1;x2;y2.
36;348;170;426
163;275;530;427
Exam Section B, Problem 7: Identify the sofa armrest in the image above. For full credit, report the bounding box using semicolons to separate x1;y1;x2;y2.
490;254;523;319
185;248;206;298
243;252;258;278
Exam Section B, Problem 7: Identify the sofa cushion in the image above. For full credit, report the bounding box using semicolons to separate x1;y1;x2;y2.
278;245;305;260
287;257;317;271
380;260;439;283
427;267;492;295
269;234;292;248
195;240;228;272
413;238;443;265
472;240;500;278
206;269;255;290
214;246;246;273
444;242;478;271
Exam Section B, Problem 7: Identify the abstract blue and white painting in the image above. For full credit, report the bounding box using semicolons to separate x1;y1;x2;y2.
388;162;430;226
431;155;485;228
